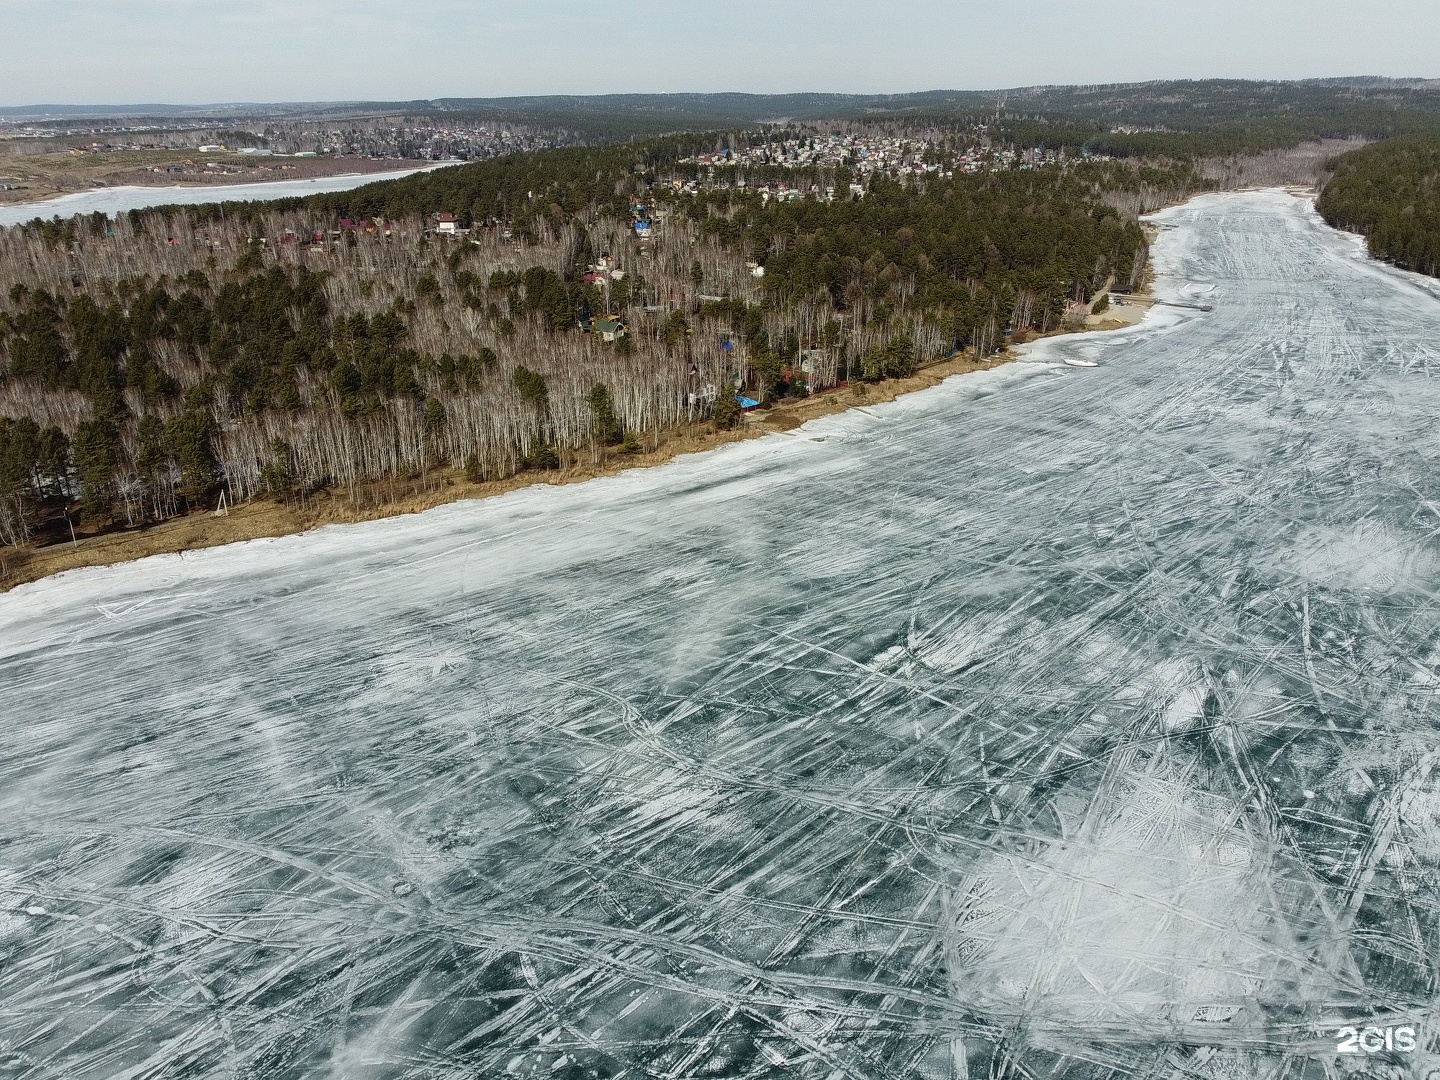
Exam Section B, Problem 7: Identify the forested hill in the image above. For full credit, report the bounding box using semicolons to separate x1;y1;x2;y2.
11;79;1440;147
1317;135;1440;277
310;79;1440;163
984;79;1440;159
11;77;1432;578
391;82;1440;146
297;140;1192;229
0;136;1170;567
302;138;712;224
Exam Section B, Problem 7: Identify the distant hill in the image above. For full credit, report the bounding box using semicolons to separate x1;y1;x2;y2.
8;79;1440;139
9;81;1440;163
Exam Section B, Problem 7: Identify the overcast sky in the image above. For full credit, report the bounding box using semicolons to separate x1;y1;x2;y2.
2;0;1437;105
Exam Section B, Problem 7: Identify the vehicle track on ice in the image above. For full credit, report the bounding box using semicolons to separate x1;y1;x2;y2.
5;191;1440;1078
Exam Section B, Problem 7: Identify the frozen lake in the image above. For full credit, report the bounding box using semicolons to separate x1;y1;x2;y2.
0;163;457;227
5;190;1440;1077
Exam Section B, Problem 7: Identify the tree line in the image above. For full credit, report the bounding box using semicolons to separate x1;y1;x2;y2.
1318;134;1440;278
0;134;1177;555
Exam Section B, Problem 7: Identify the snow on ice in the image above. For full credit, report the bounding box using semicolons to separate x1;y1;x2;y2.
4;191;1440;1077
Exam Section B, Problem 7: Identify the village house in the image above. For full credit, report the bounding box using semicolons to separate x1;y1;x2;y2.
585;256;624;282
593;316;626;343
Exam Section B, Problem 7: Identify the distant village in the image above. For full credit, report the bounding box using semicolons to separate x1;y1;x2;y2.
0;118;564;197
1;117;1080;206
0;119;560;164
679;132;1066;191
281;122;556;162
670;132;1068;204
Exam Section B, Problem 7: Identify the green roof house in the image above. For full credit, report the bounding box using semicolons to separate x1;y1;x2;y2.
594;316;626;343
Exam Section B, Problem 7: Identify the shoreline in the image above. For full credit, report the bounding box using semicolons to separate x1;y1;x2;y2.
0;352;1018;593
0;168;412;202
0;162;460;224
0;338;1133;595
0;230;1171;595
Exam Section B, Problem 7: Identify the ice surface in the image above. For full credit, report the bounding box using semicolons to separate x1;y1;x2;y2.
5;191;1440;1077
0;164;458;227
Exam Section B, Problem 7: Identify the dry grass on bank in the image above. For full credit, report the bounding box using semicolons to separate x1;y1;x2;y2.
0;250;1163;595
0;352;1021;592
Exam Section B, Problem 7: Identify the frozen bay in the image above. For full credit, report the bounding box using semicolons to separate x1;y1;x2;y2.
0;163;457;227
5;190;1440;1077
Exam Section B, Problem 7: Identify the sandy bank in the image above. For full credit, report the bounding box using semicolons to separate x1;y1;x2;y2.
0;350;1028;592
